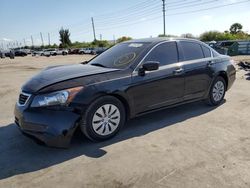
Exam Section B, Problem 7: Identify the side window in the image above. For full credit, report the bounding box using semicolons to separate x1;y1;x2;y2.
201;45;211;58
212;50;220;57
144;42;178;66
180;41;204;61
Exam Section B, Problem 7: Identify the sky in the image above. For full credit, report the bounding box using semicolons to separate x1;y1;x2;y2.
0;0;250;48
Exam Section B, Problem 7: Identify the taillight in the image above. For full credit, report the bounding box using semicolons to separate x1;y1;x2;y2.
230;59;237;69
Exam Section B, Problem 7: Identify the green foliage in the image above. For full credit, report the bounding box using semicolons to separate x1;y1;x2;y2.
43;43;58;49
59;27;71;48
68;40;111;49
200;30;250;41
116;36;132;43
230;23;243;34
91;40;110;47
200;23;249;41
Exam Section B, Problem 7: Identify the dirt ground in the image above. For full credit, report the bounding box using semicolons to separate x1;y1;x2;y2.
0;55;250;188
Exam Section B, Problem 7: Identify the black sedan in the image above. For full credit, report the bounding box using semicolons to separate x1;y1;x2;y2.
14;38;236;147
14;49;28;57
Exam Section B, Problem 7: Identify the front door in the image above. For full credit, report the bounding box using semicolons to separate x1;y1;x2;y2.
128;42;185;115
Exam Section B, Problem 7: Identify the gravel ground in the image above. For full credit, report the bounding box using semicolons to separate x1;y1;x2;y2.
0;55;250;188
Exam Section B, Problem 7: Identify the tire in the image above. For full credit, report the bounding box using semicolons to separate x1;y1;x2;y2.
80;96;126;141
206;76;226;106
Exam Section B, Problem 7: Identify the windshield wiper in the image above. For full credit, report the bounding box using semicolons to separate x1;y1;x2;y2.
91;63;107;68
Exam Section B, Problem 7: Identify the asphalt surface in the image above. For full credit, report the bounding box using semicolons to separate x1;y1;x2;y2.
0;55;250;188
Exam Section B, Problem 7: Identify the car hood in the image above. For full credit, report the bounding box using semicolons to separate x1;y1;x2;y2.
22;64;119;93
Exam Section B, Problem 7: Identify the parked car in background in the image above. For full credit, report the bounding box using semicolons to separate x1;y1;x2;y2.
68;48;80;54
22;49;32;54
56;49;68;55
32;50;43;56
5;50;15;59
92;47;108;55
79;48;93;54
14;49;28;57
14;38;236;147
41;49;57;56
0;50;5;58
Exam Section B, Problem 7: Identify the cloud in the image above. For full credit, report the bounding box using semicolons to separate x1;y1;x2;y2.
1;38;13;41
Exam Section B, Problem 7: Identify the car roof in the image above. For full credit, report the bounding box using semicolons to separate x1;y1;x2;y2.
123;37;203;45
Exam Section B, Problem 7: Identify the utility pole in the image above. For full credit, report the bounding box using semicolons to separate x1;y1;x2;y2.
31;35;34;47
100;34;102;41
162;0;166;36
48;33;51;46
91;17;96;41
40;32;44;46
113;35;116;44
23;38;26;47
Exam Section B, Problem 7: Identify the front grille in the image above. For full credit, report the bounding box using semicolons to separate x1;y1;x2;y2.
18;92;31;106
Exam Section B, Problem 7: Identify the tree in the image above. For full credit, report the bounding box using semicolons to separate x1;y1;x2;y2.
59;27;71;48
230;23;243;34
117;36;132;43
91;40;109;47
200;31;222;41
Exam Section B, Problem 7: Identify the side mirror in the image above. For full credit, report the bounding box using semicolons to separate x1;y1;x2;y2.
138;61;159;76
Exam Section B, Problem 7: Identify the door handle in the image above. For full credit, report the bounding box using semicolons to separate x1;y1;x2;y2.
173;67;184;75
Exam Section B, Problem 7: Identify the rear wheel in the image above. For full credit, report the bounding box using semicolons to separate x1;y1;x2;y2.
80;96;126;141
206;76;226;106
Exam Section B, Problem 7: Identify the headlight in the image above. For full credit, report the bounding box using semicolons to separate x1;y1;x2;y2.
31;86;83;107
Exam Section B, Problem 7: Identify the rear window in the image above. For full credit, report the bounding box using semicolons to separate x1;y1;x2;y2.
180;41;204;61
212;50;220;57
201;45;211;58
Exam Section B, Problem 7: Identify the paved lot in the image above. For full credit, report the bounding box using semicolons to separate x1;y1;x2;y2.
0;55;250;188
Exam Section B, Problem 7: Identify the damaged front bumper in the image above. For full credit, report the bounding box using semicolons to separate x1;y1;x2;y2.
14;104;80;148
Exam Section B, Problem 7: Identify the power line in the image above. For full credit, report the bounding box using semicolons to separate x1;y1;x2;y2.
11;0;250;44
167;0;219;11
167;0;250;16
95;0;250;31
94;0;218;26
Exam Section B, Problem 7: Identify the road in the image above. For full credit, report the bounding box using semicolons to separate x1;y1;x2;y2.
0;55;250;188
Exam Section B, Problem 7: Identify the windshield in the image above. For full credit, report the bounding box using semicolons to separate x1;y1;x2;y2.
89;42;150;69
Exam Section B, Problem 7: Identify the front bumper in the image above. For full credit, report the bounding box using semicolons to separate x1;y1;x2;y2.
14;104;80;148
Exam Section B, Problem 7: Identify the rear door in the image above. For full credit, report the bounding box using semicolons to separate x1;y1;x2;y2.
178;41;213;101
128;41;185;114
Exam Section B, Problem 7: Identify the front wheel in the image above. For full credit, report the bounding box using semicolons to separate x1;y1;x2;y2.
206;76;226;106
80;96;126;141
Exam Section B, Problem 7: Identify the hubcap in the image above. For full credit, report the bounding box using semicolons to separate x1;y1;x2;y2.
212;81;225;102
92;104;121;136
